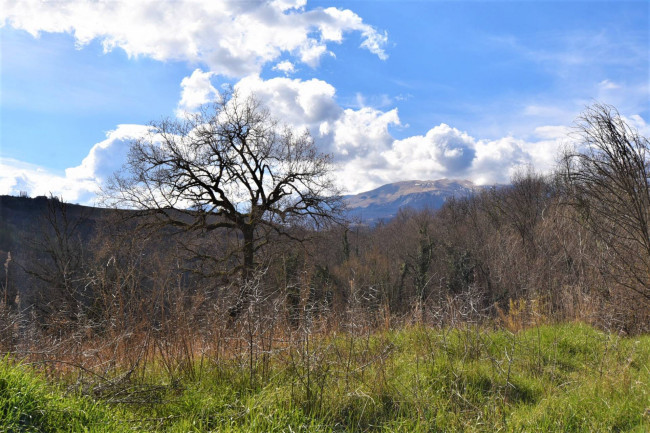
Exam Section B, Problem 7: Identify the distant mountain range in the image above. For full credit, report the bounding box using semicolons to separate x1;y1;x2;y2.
343;179;479;223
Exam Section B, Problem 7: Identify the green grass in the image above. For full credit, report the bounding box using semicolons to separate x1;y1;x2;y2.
1;323;649;432
0;357;129;432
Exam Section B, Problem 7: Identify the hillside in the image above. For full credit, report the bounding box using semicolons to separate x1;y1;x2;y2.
0;195;104;255
0;179;482;251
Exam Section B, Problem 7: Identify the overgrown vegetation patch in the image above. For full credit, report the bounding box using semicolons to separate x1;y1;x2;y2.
0;359;128;432
1;323;648;432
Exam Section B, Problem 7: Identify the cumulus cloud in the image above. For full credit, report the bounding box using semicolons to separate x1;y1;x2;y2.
176;69;217;115
271;0;307;12
228;76;569;192
232;74;400;158
0;157;99;204
336;119;570;191
471;137;531;185
329;108;400;157
0;72;586;203
273;60;296;75
0;125;149;204
0;119;570;204
234;74;341;129
65;124;150;183
386;124;476;174
1;0;388;77
626;114;650;137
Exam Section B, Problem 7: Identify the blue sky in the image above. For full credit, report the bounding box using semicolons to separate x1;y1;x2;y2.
1;0;648;204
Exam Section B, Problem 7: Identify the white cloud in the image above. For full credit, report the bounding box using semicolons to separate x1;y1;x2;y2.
234;74;341;130
387;124;476;173
176;69;217;115
0;120;575;203
319;7;388;60
0;74;575;202
0;125;149;204
273;60;296;75
232;74;400;159
270;0;307;12
340;122;568;192
65;124;150;184
598;79;620;90
229;77;571;193
471;137;531;185
627;114;650;137
1;0;388;77
0;157;99;204
330;108;400;157
3;72;634;204
0;0;579;201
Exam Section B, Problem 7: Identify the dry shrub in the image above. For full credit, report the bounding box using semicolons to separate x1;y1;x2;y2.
496;297;548;332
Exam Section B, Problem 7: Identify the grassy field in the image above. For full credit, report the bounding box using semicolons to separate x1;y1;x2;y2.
1;322;649;432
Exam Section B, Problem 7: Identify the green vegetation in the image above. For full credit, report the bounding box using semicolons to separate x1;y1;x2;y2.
0;357;127;432
2;323;648;432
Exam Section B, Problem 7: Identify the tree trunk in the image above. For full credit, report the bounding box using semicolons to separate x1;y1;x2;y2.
229;223;256;320
242;224;255;282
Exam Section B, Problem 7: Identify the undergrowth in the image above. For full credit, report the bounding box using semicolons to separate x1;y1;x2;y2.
0;357;128;432
1;323;648;432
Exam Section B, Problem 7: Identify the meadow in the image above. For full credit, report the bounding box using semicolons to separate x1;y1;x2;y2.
2;322;648;432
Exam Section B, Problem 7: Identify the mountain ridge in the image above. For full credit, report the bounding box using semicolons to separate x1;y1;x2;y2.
343;178;479;222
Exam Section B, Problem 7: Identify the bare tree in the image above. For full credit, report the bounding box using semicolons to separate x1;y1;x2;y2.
105;91;344;285
560;103;650;303
22;196;91;320
489;168;552;253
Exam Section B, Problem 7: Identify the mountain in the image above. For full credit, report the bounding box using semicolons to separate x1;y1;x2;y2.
344;179;478;223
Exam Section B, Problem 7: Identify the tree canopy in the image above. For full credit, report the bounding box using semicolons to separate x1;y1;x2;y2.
561;103;650;302
106;91;344;280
